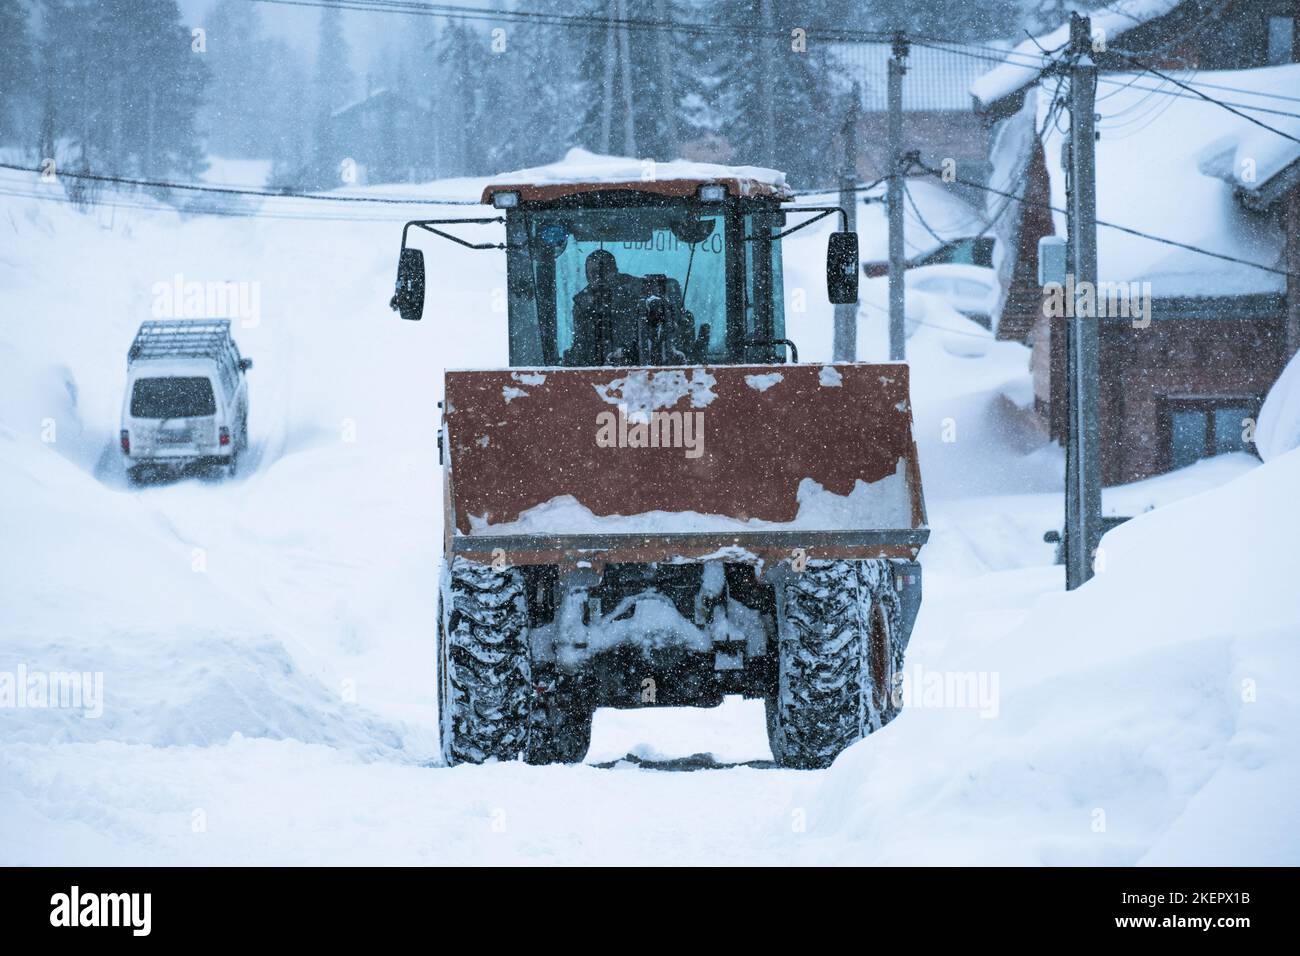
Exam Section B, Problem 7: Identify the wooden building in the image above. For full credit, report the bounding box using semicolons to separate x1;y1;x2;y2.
970;0;1300;483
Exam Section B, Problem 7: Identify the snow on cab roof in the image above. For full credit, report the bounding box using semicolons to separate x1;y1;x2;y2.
969;0;1182;114
480;148;792;204
1036;64;1298;295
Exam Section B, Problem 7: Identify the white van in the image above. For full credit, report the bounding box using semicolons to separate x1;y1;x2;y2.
120;320;252;483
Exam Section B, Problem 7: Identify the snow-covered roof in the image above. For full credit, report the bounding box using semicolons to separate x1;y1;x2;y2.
970;0;1183;113
829;43;991;112
1037;67;1292;295
1193;65;1300;208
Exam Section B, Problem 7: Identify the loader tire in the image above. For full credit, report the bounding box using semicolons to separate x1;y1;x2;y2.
767;559;904;769
438;557;531;765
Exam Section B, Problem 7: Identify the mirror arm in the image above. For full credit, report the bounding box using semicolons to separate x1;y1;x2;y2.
750;206;848;241
400;217;506;253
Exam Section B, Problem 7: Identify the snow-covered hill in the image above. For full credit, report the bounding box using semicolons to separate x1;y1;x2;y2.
1;158;1294;864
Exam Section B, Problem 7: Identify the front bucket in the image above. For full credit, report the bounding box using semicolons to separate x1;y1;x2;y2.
443;363;927;565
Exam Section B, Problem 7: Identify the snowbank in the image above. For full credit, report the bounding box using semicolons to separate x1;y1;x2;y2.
810;448;1300;864
1256;348;1300;462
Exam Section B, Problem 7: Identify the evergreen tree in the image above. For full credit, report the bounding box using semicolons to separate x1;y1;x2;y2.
435;22;491;176
37;0;207;180
312;5;356;184
485;17;583;171
0;0;33;146
702;0;839;188
190;1;311;184
575;0;704;162
264;38;312;187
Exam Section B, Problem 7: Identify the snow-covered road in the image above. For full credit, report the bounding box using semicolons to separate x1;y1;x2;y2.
2;161;1296;865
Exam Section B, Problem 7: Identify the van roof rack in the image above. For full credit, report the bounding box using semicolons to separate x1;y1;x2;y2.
127;319;237;364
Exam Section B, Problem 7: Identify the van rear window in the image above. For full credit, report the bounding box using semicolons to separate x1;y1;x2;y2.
130;377;216;418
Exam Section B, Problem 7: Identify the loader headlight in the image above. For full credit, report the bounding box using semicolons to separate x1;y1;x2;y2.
492;190;520;209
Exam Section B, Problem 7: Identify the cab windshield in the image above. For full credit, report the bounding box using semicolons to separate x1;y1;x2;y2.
515;207;728;366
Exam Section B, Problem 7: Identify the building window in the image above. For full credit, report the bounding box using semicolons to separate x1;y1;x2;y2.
1268;16;1295;65
1161;397;1258;469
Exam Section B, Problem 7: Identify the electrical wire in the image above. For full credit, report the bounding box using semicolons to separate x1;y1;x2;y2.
906;158;1298;282
1114;51;1300;146
242;0;1064;70
0;161;482;207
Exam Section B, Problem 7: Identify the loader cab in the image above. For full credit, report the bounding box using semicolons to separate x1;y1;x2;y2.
485;182;791;368
391;175;857;364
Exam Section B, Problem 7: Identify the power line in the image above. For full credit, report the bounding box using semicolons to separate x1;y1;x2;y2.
0;183;465;222
906;158;1298;282
1158;74;1300;107
857;293;995;341
0;161;481;206
1115;51;1300;146
1097;78;1300;121
902;182;949;247
243;0;1058;69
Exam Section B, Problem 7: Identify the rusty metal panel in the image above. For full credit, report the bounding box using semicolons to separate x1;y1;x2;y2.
443;363;924;546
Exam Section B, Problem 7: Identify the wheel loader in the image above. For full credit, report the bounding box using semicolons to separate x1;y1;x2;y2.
390;167;928;769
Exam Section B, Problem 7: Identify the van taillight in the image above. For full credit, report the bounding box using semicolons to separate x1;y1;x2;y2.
119;430;130;454
219;427;230;447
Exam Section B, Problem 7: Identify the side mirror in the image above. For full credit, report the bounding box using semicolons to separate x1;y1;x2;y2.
391;247;425;321
827;232;859;304
237;358;253;372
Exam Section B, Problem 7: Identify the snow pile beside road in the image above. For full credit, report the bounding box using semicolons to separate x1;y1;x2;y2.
0;428;406;757
811;449;1300;864
1256;348;1300;462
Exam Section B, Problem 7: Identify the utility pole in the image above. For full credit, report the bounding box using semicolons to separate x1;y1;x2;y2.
599;0;615;153
887;32;909;362
654;0;678;157
616;0;636;156
833;81;861;361
1064;12;1102;591
758;0;776;168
